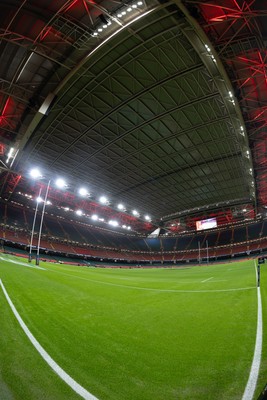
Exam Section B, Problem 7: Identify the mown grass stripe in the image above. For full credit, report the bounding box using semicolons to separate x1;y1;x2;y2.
48;268;255;293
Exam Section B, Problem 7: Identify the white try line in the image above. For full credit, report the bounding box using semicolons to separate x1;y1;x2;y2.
0;256;45;270
241;261;262;400
0;279;99;400
201;277;213;283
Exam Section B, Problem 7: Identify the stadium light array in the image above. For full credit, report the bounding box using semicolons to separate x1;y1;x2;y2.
55;178;66;188
99;196;108;204
36;196;43;203
30;168;42;179
28;168;153;227
117;1;143;17
79;187;89;196
109;220;119;227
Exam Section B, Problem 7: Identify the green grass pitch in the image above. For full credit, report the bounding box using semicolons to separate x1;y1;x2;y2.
0;254;266;399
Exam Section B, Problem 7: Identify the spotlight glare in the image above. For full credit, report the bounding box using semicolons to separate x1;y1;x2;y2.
91;214;98;221
99;196;108;204
55;178;66;188
79;187;88;196
144;215;151;221
30;168;42;179
36;196;43;203
109;220;118;227
132;209;139;216
76;209;83;216
117;203;124;210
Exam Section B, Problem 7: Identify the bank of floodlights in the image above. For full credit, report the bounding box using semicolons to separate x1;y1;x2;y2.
55;178;67;189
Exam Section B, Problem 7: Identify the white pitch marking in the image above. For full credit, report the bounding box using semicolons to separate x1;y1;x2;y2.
201;277;213;283
241;261;262;400
0;279;99;400
47;268;254;293
0;256;45;270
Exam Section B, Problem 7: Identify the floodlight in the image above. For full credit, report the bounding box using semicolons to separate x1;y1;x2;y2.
91;214;98;221
137;1;143;5
55;178;66;188
79;188;88;196
132;210;139;216
46;200;52;205
76;209;83;216
36;196;43;203
127;226;131;230
99;196;108;204
144;215;151;221
30;168;42;179
117;203;125;210
122;225;127;229
127;7;132;12
109;220;118;227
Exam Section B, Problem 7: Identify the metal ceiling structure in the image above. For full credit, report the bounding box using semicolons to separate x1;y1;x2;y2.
0;0;266;232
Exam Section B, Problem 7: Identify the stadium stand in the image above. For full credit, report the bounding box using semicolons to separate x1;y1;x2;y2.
2;202;267;264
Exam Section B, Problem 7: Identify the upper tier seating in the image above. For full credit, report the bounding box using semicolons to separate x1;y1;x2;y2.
1;201;267;262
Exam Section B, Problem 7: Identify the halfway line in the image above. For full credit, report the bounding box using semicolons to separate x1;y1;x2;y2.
0;279;99;400
201;277;213;283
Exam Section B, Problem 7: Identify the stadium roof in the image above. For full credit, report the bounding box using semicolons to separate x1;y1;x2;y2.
0;0;266;227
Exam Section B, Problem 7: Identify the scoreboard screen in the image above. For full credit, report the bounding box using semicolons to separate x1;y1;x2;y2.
196;217;217;231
